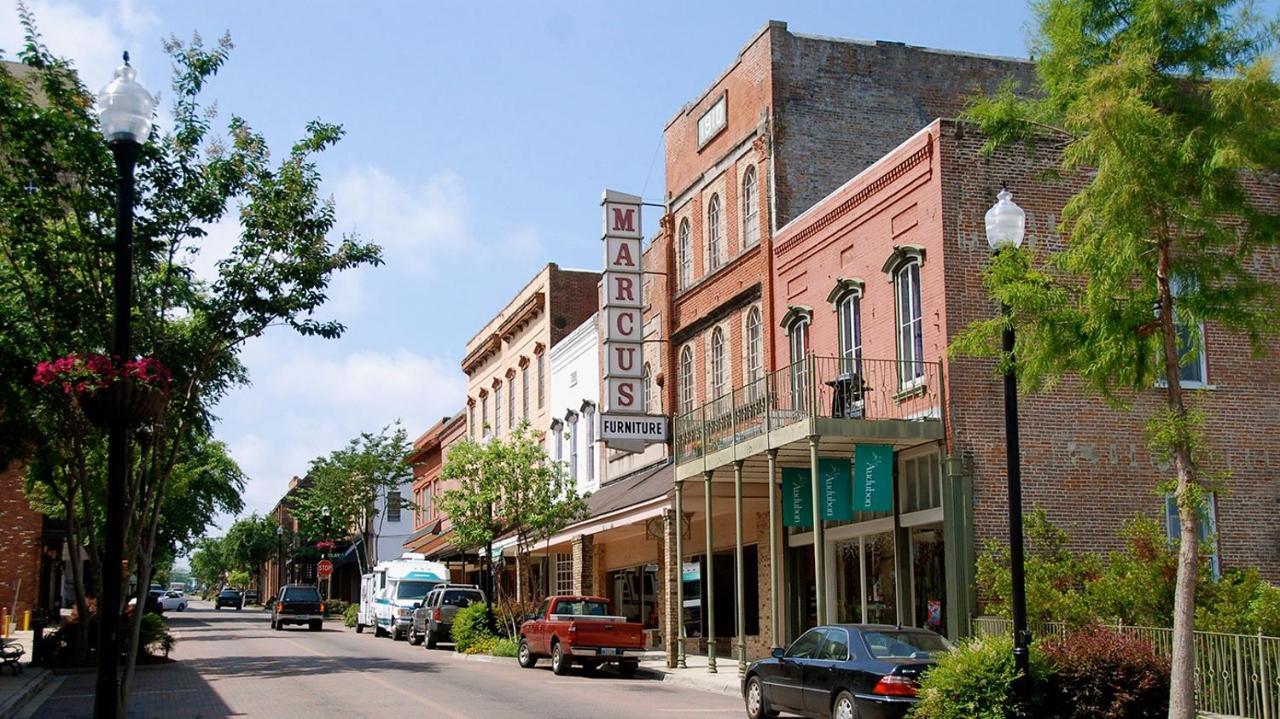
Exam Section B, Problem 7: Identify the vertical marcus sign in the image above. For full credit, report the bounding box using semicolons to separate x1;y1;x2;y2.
601;190;644;414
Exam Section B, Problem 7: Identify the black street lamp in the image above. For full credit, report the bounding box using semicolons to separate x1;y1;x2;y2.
94;52;154;719
276;525;285;597
320;507;331;598
985;187;1030;713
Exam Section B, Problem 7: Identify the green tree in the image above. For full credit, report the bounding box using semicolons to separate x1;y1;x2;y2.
0;10;380;708
293;422;413;565
439;422;587;605
223;514;280;592
956;1;1280;713
189;536;229;591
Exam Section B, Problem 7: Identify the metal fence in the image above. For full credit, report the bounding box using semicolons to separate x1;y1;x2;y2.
673;355;943;464
973;617;1280;718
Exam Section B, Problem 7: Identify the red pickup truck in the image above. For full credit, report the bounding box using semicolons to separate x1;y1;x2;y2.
517;595;645;677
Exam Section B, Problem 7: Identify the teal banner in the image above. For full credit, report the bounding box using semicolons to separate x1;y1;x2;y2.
781;467;812;527
854;444;894;512
819;458;853;522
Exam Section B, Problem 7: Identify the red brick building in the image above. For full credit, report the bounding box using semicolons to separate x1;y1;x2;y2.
403;411;470;580
0;464;44;622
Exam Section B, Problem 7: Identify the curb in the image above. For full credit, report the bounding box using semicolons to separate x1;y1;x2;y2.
0;668;50;719
635;665;743;697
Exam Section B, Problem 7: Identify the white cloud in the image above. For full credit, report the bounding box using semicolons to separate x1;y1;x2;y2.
212;338;466;523
1;0;160;90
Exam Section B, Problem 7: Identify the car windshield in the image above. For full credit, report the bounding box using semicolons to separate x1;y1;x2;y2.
554;600;611;616
395;581;435;600
441;590;482;607
861;630;951;659
282;586;321;602
219;590;239;596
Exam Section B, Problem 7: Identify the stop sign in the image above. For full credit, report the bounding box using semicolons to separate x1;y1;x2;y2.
316;559;333;579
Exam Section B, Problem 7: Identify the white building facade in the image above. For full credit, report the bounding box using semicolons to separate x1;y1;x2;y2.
547;314;602;496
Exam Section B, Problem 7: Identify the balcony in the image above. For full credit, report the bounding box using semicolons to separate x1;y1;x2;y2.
673;356;945;478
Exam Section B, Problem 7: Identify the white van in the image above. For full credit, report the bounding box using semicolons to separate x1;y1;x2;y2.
360;553;450;640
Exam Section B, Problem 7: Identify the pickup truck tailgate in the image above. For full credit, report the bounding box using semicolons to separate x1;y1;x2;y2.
557;615;644;650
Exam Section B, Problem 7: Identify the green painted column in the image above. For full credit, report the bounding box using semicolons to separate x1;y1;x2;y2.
674;479;687;668
734;460;746;676
767;448;781;647
808;436;826;626
704;469;717;674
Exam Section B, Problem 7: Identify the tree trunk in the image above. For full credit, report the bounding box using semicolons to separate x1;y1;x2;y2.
1157;243;1198;719
64;508;91;664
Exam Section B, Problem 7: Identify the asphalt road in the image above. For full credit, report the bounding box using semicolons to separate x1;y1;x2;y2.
28;600;747;719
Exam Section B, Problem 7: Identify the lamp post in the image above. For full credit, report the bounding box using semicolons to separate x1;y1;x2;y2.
985;187;1029;714
94;52;154;719
276;525;284;598
320;507;331;598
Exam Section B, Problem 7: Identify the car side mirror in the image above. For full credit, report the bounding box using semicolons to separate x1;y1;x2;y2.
771;647;786;660
525;613;539;622
413;603;422;610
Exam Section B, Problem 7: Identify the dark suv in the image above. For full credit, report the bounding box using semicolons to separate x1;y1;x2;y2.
215;588;243;610
243;590;260;606
410;584;484;649
272;584;325;632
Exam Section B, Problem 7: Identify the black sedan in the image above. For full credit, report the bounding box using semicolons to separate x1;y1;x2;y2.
742;624;949;719
214;589;243;610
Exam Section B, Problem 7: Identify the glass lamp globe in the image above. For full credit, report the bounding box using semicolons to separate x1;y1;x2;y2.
985;188;1026;252
96;52;155;144
277;525;284;536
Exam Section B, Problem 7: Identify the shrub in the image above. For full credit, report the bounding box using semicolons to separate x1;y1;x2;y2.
1196;569;1280;636
326;599;350;617
465;636;499;655
911;635;1050;719
139;613;176;658
491;637;518;657
451;602;493;653
342;604;359;628
1039;626;1169;719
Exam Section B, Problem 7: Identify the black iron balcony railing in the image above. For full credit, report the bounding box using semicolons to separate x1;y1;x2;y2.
673;356;943;464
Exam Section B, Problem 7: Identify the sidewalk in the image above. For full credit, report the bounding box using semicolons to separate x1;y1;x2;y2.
0;631;50;719
635;650;745;697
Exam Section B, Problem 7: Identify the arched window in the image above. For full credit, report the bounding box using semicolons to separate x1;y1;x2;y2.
493;382;503;436
710;327;727;399
782;306;813;412
679;346;694;414
642;363;654;413
742;166;759;248
707;193;722;271
678;218;692;290
745;307;763;397
837;292;862;375
895;259;924;386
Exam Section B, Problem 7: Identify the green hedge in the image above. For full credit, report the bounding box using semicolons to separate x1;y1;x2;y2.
451;602;493;653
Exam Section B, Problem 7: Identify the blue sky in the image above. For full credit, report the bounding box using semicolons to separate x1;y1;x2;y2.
7;0;1274;535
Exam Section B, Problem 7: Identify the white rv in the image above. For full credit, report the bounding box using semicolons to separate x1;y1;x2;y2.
357;553;449;640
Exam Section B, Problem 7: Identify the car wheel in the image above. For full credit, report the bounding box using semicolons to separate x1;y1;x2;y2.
178;603;186;612
409;629;423;646
832;690;858;719
215;605;221;611
274;619;283;631
617;661;639;678
744;675;778;719
309;621;322;632
356;623;365;634
517;638;537;668
426;629;438;650
551;642;570;676
236;605;242;611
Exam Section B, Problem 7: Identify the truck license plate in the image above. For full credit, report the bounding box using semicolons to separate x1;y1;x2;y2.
599;648;618;656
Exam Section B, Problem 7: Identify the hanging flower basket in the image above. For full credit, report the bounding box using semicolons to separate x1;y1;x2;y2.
34;353;173;429
77;380;169;428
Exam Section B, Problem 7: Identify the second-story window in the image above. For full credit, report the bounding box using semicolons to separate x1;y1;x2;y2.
568;414;579;484
837;291;863;375
494;382;503;436
679;346;694;414
386;490;402;523
707;193;722;271
788;314;810;411
1170;276;1208;386
678;218;692;290
537;353;545;407
895;259;924;386
481;394;489;435
468;403;476;440
552;419;564;462
508;377;515;429
710;327;727;399
522;365;530;420
745;307;763;398
583;404;595;484
643;363;654;413
742;166;759;248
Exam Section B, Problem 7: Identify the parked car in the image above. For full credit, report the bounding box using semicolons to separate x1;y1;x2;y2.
271;584;325;631
410;584;484;649
128;588;166;615
243;590;260;606
741;624;950;719
157;590;188;612
215;589;243;610
517;595;644;677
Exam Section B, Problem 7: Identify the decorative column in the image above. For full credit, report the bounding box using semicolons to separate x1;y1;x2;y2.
767;448;781;646
703;470;717;674
674;480;687;669
734;460;747;676
808;436;826;625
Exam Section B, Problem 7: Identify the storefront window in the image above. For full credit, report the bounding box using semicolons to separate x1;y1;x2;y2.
863;532;897;625
911;526;946;635
901;451;942;514
608;565;660;629
681;561;702;638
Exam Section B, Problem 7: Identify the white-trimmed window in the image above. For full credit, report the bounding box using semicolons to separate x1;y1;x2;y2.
537;353;545;407
679;346;695;414
552;419;564;462
468;403;476;440
555;553;574;595
643;363;654;413
1166;492;1220;579
386;490;402;523
508;377;515;430
788;315;810;411
567;413;579;483
522;365;530;420
710;327;727;399
678;219;692;290
837;292;863;375
583;403;595;484
745;307;763;397
481;394;489;435
494;382;503;436
895;260;925;387
1171;276;1208;386
742;166;759;248
707;194;722;271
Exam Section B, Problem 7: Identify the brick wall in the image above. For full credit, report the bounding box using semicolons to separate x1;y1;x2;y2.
571;534;594;595
936;122;1280;581
0;464;44;617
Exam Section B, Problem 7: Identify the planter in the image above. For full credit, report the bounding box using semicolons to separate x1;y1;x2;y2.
77;380;169;428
